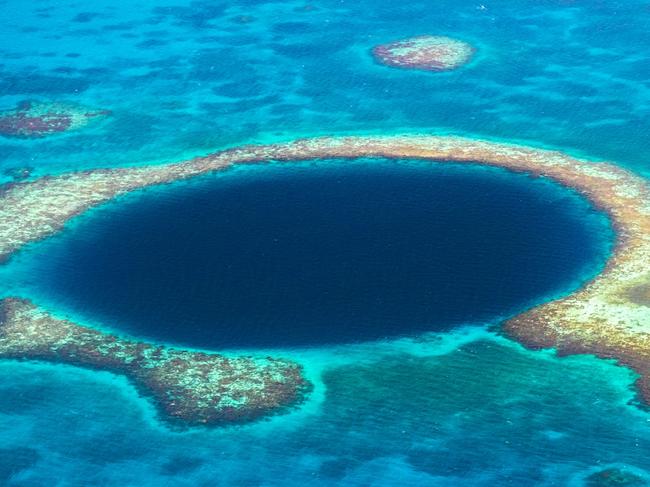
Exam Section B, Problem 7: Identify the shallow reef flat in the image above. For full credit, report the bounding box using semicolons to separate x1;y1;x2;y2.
0;135;649;424
0;101;110;139
372;35;475;72
0;298;310;427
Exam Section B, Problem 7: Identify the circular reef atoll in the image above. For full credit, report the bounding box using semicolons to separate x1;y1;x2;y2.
0;135;649;426
0;100;110;139
372;35;475;71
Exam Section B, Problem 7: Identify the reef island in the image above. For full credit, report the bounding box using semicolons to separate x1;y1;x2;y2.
0;135;648;426
0;298;309;426
0;101;110;139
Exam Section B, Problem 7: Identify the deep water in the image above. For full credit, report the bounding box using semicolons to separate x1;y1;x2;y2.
1;0;650;485
22;159;611;349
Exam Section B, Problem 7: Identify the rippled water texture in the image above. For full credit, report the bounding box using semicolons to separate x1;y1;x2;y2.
1;0;650;485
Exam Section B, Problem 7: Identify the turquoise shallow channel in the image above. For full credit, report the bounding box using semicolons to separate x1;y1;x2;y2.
1;0;650;485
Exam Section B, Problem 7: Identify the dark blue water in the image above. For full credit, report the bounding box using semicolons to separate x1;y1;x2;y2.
28;159;610;349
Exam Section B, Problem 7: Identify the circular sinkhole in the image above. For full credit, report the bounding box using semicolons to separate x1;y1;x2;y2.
23;158;612;349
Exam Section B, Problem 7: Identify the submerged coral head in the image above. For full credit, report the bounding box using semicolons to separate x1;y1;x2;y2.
373;35;475;71
0;100;110;138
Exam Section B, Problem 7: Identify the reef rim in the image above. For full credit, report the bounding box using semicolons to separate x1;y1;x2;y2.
0;135;648;423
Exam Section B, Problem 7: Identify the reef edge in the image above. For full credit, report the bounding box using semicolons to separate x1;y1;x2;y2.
0;135;648;421
0;298;311;427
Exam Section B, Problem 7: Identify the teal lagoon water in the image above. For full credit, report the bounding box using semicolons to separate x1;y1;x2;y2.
1;0;650;178
1;0;650;485
1;334;650;486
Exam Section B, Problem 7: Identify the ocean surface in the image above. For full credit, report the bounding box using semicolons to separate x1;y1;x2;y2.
1;0;649;485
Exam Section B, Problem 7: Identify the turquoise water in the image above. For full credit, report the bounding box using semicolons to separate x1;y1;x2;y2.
1;334;649;486
1;0;650;485
1;0;650;177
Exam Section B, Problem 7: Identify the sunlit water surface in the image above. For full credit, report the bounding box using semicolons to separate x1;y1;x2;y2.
1;0;649;485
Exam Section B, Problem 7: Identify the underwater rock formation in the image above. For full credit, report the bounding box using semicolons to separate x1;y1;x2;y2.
372;35;474;71
0;101;110;138
0;135;648;423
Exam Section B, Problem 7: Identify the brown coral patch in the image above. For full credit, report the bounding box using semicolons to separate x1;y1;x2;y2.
373;36;475;72
0;100;110;139
0;298;311;427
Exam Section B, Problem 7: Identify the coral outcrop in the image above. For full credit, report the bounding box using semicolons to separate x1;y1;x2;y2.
372;36;474;71
0;101;109;138
0;135;648;420
0;298;310;426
